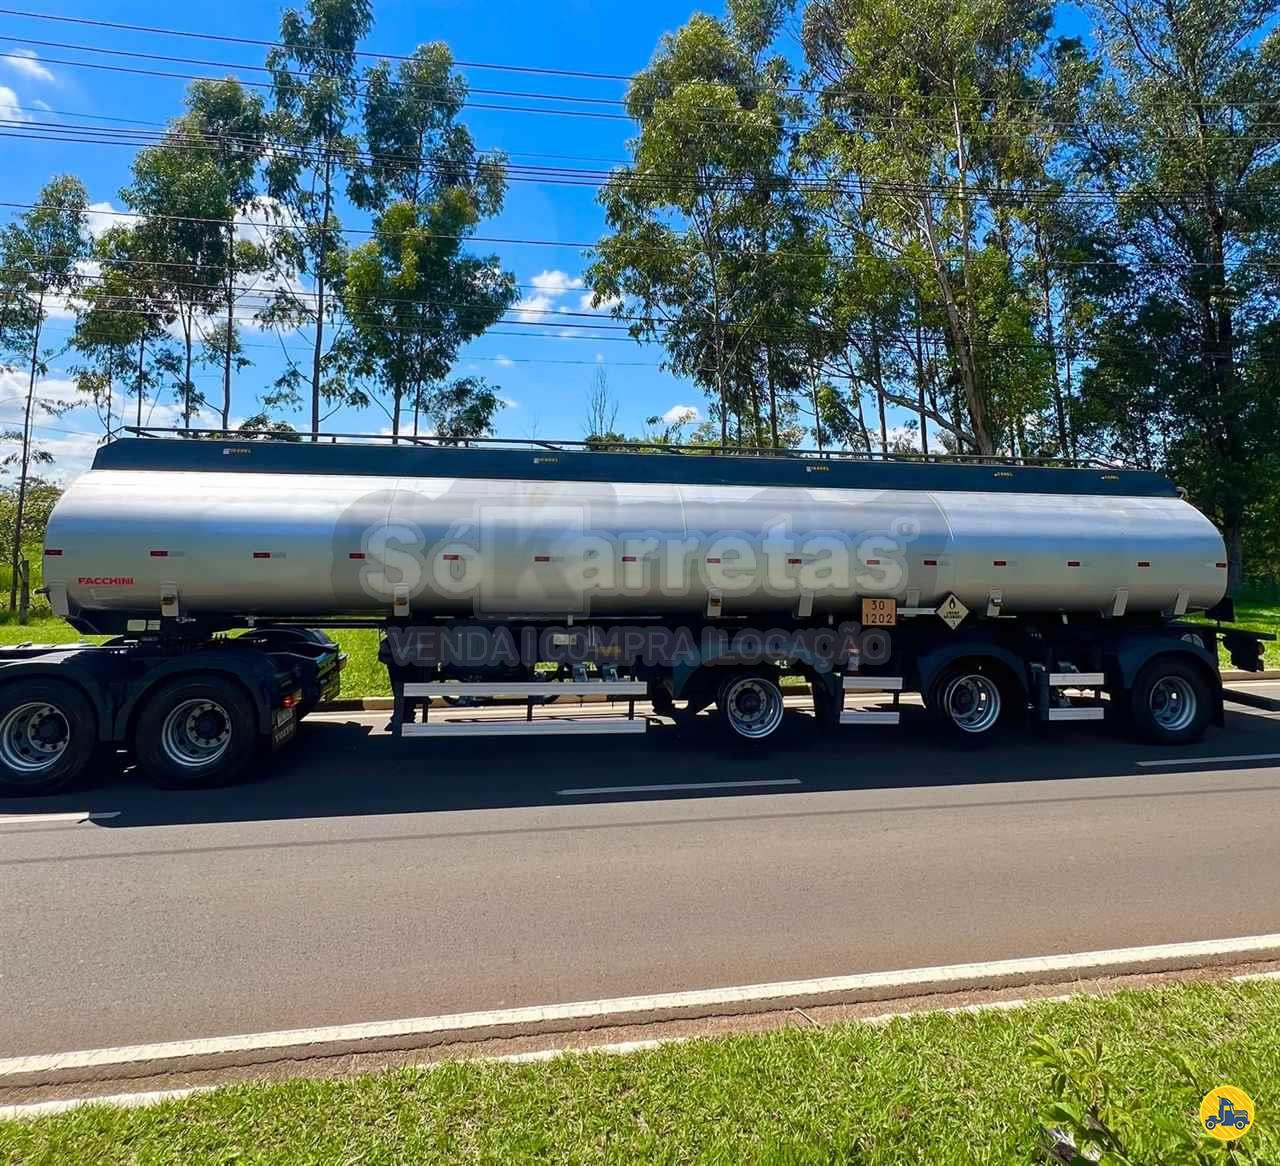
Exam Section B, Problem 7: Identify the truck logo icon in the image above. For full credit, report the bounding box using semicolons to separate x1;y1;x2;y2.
1200;1086;1254;1140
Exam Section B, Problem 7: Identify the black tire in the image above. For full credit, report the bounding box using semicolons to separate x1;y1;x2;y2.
927;663;1012;744
716;671;786;742
810;676;844;730
1128;657;1212;746
134;675;259;789
0;679;97;796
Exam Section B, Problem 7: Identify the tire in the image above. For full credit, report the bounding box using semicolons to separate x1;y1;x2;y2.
0;679;97;796
134;675;260;789
927;664;1011;743
1128;657;1212;746
716;671;786;742
810;676;844;730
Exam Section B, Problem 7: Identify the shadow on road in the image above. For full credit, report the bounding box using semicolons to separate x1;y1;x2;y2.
3;702;1280;831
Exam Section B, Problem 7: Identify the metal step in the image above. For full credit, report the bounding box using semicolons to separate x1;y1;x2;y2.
839;710;901;726
1049;672;1105;687
842;676;904;692
404;681;647;698
401;718;647;737
1046;706;1107;721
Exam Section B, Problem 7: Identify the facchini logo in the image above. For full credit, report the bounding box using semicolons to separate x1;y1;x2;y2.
77;577;135;586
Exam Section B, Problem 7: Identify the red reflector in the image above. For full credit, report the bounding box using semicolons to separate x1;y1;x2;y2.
442;553;460;561
621;555;637;562
1067;561;1081;568
1216;562;1228;569
865;559;881;566
44;548;63;556
348;552;366;560
922;558;938;567
253;552;272;559
993;560;1007;567
1137;561;1151;568
281;692;301;709
150;550;168;558
533;555;551;563
705;557;721;565
787;558;802;565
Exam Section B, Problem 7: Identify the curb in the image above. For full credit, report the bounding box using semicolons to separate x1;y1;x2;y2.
4;933;1279;1089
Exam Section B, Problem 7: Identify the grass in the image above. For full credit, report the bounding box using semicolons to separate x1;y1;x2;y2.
1;980;1277;1164
2;596;1277;699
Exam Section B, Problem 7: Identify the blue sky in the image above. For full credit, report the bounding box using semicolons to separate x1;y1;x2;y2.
2;1;1097;479
3;0;756;477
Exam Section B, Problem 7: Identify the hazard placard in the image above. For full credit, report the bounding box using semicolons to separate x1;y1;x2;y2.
937;593;969;630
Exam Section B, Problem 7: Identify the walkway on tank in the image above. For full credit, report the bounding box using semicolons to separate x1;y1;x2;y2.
2;687;1280;1058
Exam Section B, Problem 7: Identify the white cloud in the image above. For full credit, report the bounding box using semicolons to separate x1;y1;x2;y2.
499;396;519;409
0;85;27;123
3;50;55;86
512;293;554;321
493;354;514;368
580;291;622;313
85;201;122;240
529;270;583;296
662;404;700;426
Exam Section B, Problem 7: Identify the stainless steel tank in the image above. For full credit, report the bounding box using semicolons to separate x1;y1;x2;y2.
43;440;1228;627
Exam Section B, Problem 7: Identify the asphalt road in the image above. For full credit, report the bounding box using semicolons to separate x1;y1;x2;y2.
4;690;1280;1058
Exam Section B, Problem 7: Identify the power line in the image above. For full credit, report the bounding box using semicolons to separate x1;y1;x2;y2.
6;7;1280;114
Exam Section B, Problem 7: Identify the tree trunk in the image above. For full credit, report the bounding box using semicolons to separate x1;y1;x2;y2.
9;289;44;612
766;348;778;449
135;335;146;429
222;222;235;431
309;156;334;443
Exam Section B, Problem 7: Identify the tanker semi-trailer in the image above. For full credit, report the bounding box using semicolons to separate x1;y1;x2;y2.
1;433;1270;795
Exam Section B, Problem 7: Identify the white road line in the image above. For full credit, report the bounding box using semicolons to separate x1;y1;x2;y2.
0;811;120;826
3;932;1278;1082
557;778;802;796
1136;753;1280;768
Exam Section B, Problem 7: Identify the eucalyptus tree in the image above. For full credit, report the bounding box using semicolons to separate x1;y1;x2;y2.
588;5;804;448
183;79;270;429
1074;0;1280;586
2;176;88;611
341;42;515;441
801;0;1062;455
265;0;374;439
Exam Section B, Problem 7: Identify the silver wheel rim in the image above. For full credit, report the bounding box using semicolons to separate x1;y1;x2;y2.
161;699;232;768
723;677;784;740
942;674;1002;734
1149;675;1196;732
0;702;71;776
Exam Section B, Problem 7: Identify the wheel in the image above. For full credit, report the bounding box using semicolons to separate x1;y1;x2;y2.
1128;657;1212;746
439;675;494;707
134;676;259;789
810;676;844;729
928;664;1009;742
0;679;97;796
716;672;786;741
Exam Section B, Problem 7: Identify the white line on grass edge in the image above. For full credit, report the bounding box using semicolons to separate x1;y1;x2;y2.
2;932;1278;1085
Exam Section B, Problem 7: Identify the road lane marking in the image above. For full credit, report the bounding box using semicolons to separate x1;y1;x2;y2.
557;779;803;796
3;932;1279;1082
1137;753;1280;768
0;811;120;826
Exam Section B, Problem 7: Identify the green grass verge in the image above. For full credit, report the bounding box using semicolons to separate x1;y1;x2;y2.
2;598;1277;699
1;980;1276;1164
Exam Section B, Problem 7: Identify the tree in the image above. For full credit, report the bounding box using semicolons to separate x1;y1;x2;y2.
588;7;805;449
583;366;624;444
342;196;515;440
265;0;374;439
185;79;270;429
1073;0;1280;588
341;43;515;442
2;176;87;612
802;0;1063;455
